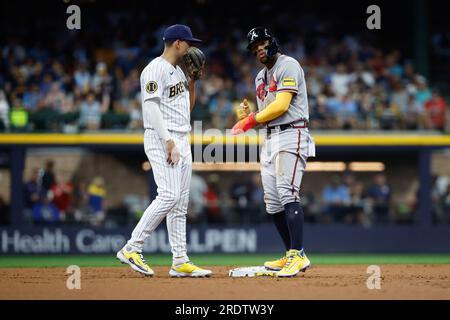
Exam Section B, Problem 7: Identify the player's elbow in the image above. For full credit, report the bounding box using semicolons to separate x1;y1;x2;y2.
276;92;293;113
280;101;290;113
275;100;290;115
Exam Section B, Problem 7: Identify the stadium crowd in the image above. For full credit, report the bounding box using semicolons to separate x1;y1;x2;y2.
21;161;433;227
1;4;449;228
23;160;107;226
1;20;448;133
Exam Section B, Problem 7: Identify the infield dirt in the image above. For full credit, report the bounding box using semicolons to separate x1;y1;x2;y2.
1;265;449;299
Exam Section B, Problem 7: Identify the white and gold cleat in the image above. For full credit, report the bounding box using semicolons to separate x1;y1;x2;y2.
169;261;212;278
276;249;311;278
116;248;154;276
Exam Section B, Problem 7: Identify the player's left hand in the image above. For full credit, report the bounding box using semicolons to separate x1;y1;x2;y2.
231;112;258;135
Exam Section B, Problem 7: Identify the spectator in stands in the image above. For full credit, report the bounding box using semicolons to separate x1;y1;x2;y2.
41;160;56;192
188;173;207;224
50;172;74;220
336;94;359;129
401;94;424;130
9;98;29;132
24;168;41;222
414;75;432;108
91;62;112;95
431;175;450;223
204;174;223;224
74;63;91;93
71;180;89;223
22;83;43;112
390;79;409;115
301;189;319;224
321;175;351;223
366;173;391;224
425;89;448;131
230;173;253;223
0;195;10;225
0;90;9;130
128;99;143;130
31;193;60;225
376;100;401;130
87;176;107;226
44;82;66;111
349;181;369;226
210;93;234;129
442;184;450;224
78;92;109;130
330;63;352;97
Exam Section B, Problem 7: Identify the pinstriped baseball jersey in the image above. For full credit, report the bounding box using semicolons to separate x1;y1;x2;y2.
255;54;309;126
124;56;193;264
141;56;191;132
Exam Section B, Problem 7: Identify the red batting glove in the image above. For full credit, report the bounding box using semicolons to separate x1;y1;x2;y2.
231;112;258;135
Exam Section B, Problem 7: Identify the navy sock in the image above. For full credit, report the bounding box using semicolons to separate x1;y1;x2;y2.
284;202;304;251
272;211;291;251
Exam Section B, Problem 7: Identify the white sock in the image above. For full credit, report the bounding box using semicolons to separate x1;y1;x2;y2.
173;256;189;266
124;244;140;253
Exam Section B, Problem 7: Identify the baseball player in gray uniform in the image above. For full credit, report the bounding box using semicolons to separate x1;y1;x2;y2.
117;24;212;278
232;27;315;277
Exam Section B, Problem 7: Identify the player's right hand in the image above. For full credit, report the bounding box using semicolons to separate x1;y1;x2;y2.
166;139;181;166
236;98;251;120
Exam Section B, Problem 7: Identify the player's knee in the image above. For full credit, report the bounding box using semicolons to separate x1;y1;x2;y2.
160;191;181;206
284;202;303;221
266;203;284;215
279;188;300;206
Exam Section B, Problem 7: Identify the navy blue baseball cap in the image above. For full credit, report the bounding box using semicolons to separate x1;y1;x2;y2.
162;24;202;43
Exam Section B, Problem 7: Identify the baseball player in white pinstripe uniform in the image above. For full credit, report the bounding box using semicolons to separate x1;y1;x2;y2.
117;24;212;278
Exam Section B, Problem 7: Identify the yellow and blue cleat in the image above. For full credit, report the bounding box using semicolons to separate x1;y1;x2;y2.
116;248;154;276
169;261;212;278
276;249;311;278
264;252;289;271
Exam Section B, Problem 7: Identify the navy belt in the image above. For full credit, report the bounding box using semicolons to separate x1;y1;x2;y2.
267;120;308;135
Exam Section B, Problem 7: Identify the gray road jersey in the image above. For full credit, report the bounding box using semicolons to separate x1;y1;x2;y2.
255;55;309;127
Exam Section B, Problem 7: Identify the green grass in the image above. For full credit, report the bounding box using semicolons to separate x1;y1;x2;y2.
1;253;450;268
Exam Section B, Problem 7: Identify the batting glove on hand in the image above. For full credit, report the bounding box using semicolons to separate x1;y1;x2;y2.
231;112;258;135
236;98;251;120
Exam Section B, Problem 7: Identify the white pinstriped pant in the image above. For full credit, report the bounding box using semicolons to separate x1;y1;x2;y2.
127;129;191;263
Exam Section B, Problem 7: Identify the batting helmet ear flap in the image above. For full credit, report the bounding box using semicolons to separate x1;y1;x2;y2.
266;37;280;58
